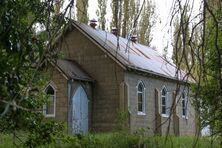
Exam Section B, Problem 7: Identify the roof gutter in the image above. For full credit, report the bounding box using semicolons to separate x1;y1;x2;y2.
126;65;190;84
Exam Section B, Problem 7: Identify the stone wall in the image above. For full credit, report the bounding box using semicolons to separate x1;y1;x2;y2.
47;66;68;123
125;72;196;136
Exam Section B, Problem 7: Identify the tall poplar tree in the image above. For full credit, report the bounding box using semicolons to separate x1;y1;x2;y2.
199;0;222;136
172;17;182;67
76;0;89;23
96;0;107;30
129;0;136;27
171;0;222;140
172;11;192;71
138;0;155;46
121;0;137;38
122;0;129;37
111;0;156;45
111;0;123;32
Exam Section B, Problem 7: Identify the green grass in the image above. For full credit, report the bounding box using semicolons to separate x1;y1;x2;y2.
0;133;15;148
0;131;29;148
0;132;221;148
94;133;221;148
144;136;221;148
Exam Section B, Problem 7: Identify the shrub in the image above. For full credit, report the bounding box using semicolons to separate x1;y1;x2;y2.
25;121;63;147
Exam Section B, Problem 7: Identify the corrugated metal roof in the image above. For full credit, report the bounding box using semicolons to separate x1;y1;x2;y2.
55;59;93;81
72;22;188;82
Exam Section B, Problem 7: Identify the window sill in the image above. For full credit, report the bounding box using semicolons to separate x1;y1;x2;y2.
182;115;188;119
137;112;146;116
44;114;55;118
161;114;169;118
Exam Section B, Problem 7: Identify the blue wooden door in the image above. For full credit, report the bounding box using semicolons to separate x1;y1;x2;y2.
72;86;88;133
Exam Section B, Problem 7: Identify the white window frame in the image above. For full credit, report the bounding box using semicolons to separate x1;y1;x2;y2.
182;92;188;119
136;81;146;115
161;86;169;117
43;84;56;118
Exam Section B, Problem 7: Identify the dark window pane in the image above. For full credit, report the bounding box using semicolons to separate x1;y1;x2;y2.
162;97;166;105
138;102;142;112
46;85;54;95
162;88;166;95
182;96;186;116
138;93;143;112
182;99;185;107
138;83;143;92
138;93;142;102
182;108;185;116
162;106;166;114
137;82;144;113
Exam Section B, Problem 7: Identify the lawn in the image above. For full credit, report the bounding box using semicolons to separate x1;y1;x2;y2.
0;132;220;148
0;133;15;148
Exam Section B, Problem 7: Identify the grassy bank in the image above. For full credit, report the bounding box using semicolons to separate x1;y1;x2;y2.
0;132;220;148
0;133;14;148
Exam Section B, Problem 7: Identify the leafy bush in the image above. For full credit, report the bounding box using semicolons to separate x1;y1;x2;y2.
24;121;63;147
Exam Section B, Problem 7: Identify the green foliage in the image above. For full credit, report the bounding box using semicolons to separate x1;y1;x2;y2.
172;10;192;71
0;133;15;148
25;121;63;147
104;132;139;148
41;134;102;148
96;0;107;30
115;109;129;131
73;134;101;148
144;136;221;148
171;0;222;140
110;0;125;34
0;0;67;147
50;132;140;148
110;0;155;45
1;132;221;148
138;0;155;46
76;0;89;23
192;4;222;137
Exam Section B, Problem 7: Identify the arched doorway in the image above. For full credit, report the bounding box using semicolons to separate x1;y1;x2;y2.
72;85;88;133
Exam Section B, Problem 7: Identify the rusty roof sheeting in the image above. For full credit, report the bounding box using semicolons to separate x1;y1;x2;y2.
73;22;188;82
